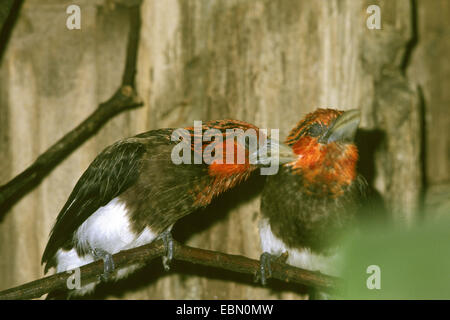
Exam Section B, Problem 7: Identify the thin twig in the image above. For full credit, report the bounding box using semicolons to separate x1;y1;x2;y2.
0;240;340;300
0;3;143;216
0;0;24;62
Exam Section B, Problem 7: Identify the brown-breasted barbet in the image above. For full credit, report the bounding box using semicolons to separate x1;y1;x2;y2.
42;119;294;298
258;109;368;291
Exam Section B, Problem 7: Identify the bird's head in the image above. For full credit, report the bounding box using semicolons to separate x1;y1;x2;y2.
199;120;295;177
285;108;361;196
185;119;295;206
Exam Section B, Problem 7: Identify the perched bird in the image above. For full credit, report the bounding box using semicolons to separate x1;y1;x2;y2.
42;119;293;299
259;109;368;296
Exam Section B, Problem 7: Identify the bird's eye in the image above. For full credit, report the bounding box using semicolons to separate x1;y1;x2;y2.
307;123;323;137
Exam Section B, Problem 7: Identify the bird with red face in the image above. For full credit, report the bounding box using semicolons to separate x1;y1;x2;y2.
42;119;293;299
259;109;368;297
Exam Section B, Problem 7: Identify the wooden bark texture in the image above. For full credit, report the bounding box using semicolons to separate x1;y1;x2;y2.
0;0;445;299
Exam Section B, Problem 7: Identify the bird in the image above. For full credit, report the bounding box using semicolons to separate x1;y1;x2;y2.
41;119;294;299
258;108;368;298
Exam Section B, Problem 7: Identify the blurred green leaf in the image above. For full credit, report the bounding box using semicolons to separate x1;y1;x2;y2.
336;217;450;299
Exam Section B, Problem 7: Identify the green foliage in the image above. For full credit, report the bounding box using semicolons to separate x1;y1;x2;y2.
336;217;450;299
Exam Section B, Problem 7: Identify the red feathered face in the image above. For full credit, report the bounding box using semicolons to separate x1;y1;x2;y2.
286;109;343;145
184;120;263;176
285;108;361;196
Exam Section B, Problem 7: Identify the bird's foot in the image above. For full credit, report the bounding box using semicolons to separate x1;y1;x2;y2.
277;251;289;264
258;252;274;286
257;251;289;286
159;230;174;271
91;248;115;282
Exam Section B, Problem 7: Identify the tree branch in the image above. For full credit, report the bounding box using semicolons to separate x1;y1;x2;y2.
0;0;17;34
0;2;143;216
0;0;24;62
0;240;340;300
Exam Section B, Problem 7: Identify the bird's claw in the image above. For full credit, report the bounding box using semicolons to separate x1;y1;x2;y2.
160;230;174;271
257;251;289;286
91;248;115;282
259;252;274;286
278;251;289;264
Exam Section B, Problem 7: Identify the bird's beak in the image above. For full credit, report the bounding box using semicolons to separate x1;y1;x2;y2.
250;138;296;166
320;109;361;144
